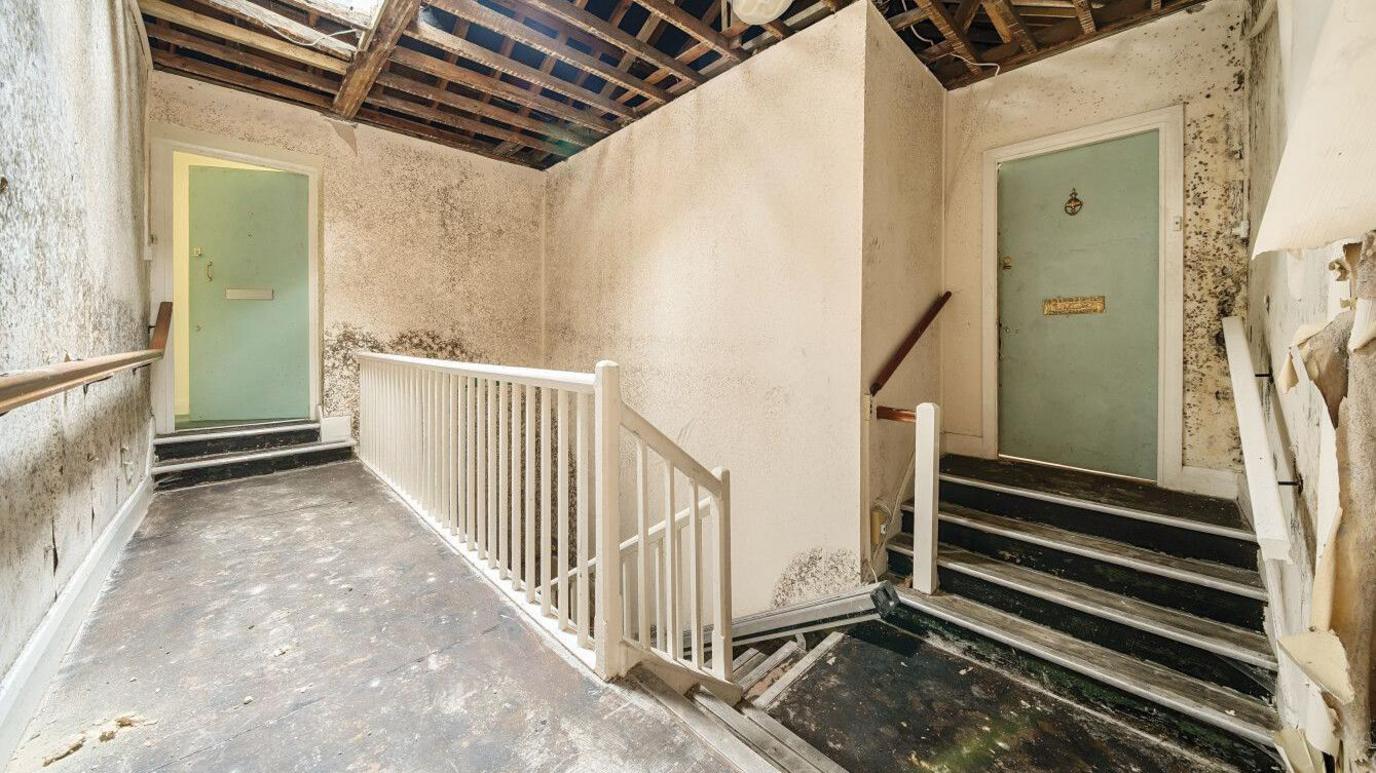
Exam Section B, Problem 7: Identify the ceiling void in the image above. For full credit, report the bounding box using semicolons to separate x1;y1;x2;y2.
139;0;1209;169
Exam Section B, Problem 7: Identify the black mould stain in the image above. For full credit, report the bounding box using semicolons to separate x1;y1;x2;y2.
771;548;860;610
323;322;482;435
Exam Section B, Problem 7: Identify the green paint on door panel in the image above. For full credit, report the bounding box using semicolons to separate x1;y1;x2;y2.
997;131;1159;479
188;166;309;423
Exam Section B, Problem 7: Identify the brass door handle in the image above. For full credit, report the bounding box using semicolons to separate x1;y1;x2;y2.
206;260;214;282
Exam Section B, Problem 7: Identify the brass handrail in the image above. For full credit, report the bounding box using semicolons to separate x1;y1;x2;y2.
0;302;172;416
869;290;951;397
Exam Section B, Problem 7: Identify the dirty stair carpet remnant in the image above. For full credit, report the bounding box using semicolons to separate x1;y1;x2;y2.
7;463;725;772
768;620;1240;773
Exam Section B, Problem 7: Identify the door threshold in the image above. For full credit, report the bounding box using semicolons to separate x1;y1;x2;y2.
996;454;1157;486
170;418;311;434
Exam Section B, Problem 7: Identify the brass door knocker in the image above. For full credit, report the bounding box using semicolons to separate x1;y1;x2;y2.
1064;188;1083;216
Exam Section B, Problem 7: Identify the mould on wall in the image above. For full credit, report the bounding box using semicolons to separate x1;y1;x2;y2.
323;323;481;434
771;548;862;610
0;0;151;676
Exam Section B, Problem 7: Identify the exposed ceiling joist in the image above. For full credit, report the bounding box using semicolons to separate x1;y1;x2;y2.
390;46;617;134
196;0;358;58
140;0;350;72
366;90;569;154
152;47;334;106
409;15;638;120
334;0;422;117
433;0;673;103
1070;0;1097;32
983;0;1038;53
373;71;592;145
636;0;743;63
274;0;376;28
914;0;981;73
148;21;339;93
526;0;705;85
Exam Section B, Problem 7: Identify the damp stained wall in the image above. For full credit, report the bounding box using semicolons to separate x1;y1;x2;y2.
860;3;946;529
0;0;150;677
940;0;1251;474
147;73;547;431
542;3;870;616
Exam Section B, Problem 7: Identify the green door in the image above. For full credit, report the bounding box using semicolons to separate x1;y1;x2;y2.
997;131;1159;480
188;166;310;423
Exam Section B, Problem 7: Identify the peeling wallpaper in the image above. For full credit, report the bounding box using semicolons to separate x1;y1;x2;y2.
0;0;150;676
941;0;1252;473
147;73;546;431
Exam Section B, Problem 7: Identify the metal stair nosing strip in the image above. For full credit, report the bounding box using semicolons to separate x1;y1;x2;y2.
153;421;321;445
151;440;355;474
936;506;1268;601
895;587;1278;746
937;473;1258;543
936;546;1277;670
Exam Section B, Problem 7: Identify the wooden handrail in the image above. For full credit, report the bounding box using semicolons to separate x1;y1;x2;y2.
875;405;916;423
0;302;172;416
869;290;952;397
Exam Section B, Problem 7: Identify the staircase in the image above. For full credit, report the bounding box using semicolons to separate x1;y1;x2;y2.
886;455;1280;767
151;420;355;489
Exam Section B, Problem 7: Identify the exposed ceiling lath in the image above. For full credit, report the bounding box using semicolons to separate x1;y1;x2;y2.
139;0;1208;169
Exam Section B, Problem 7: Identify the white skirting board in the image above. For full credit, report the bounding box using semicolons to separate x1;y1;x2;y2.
0;471;154;765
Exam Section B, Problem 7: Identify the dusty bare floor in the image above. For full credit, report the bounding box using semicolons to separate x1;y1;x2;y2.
7;462;725;772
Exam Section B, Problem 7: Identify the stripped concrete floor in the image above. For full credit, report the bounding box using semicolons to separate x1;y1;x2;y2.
7;462;726;772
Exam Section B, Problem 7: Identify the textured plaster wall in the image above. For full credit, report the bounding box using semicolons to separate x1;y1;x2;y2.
147;73;546;430
0;0;150;677
543;3;870;616
860;4;946;518
941;0;1251;472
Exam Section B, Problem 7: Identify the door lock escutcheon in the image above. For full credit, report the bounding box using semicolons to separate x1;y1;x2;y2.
1001;255;1014;271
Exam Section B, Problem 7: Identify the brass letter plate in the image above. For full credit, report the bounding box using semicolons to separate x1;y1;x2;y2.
1043;295;1105;316
225;288;274;301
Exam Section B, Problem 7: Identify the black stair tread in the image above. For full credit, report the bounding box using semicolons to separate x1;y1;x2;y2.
932;504;1266;600
894;587;1279;745
151;440;355;473
941;455;1247;532
934;545;1276;670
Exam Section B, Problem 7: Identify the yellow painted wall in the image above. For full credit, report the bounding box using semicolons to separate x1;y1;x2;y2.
171;151;279;416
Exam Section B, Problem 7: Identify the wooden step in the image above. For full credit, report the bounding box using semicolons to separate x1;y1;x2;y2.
935;546;1275;670
894;588;1279;746
935;504;1266;600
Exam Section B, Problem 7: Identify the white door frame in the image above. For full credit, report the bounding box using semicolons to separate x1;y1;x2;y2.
147;123;323;434
977;105;1231;498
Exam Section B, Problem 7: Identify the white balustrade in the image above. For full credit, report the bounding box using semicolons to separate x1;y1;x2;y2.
357;352;730;685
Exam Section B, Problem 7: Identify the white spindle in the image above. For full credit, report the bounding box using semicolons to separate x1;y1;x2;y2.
540;386;553;617
487;379;498;568
663;463;678;662
477;379;488;559
557;389;571;630
593;361;624;678
688;479;702;669
576;391;592;648
524;384;536;603
498;381;510;579
635;438;649;648
711;467;732;681
511;384;523;587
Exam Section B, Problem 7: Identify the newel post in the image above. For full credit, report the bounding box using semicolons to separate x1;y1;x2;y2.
912;403;941;594
593;361;626;678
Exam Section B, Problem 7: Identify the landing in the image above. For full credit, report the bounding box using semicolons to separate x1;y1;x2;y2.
8;463;725;772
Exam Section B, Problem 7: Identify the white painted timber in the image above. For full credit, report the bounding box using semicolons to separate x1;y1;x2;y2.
0;469;154;765
755;631;846;709
912;403;940;593
355;351;594;392
1221;316;1296;563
